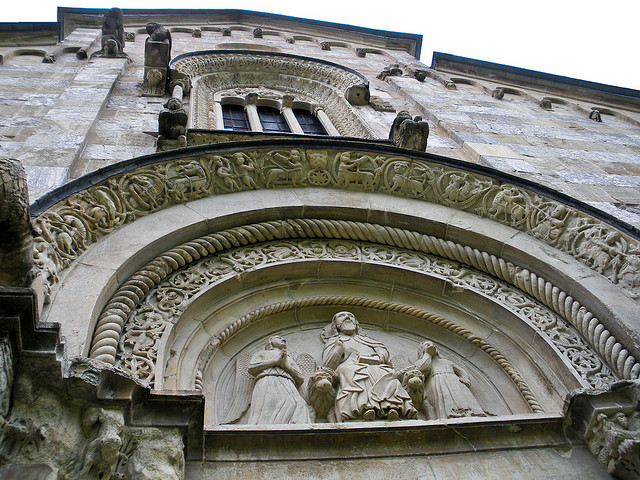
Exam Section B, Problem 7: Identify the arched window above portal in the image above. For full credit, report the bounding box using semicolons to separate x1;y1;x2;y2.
170;50;374;138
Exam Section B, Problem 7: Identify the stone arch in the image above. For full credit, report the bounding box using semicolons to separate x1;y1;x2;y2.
170;51;373;136
32;142;640;418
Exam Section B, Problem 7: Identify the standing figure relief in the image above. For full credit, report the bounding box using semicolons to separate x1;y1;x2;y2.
218;312;490;425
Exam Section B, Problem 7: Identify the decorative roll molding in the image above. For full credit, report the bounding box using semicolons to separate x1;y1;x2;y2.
88;218;636;393
32;147;640;306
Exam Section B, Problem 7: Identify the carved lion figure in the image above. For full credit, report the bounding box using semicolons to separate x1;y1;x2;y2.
308;367;338;422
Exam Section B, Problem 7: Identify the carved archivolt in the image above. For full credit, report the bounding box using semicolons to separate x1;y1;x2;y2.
172;52;375;137
33;146;640;305
87;219;636;396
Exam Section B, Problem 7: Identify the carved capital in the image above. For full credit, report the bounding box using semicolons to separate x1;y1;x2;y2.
566;381;640;479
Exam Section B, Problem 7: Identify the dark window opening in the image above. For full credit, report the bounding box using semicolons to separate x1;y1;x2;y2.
293;109;327;135
222;104;250;131
257;106;291;133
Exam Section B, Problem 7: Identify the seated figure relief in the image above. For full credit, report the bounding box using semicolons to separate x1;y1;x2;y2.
219;312;488;425
321;311;417;421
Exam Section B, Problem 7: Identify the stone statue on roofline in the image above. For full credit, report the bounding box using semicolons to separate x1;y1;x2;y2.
91;8;131;60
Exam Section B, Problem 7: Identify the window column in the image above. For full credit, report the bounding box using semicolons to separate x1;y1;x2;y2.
281;95;304;134
245;93;263;132
314;107;340;136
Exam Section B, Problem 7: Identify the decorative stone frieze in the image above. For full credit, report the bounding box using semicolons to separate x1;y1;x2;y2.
32;145;640;306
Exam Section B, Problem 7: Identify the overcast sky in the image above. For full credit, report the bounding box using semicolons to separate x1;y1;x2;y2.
5;0;639;91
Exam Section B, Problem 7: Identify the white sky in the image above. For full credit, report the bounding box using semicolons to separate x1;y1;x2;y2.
5;0;640;91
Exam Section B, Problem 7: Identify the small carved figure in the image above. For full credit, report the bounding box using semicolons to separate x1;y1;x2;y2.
492;87;505;99
307;367;339;422
74;407;124;480
192;28;201;38
413;70;427;82
244;335;312;425
418;341;488;419
90;7;127;59
389;110;412;144
123;427;184;480
253;27;263;38
590;109;603;122
540;98;553;110
0;418;45;461
262;149;305;187
400;368;429;418
321;42;331;50
232;153;257;189
146;22;172;51
377;64;403;80
221;27;231;36
158;98;187;140
588;410;640;477
336;151;382;189
321;311;417;421
356;48;367;57
389;111;430;151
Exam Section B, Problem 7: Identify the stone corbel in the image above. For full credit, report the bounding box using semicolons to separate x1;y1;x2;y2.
565;381;640;479
345;84;370;106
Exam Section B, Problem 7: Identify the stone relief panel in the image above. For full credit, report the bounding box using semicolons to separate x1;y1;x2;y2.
213;312;501;425
32;147;640;308
107;238;616;393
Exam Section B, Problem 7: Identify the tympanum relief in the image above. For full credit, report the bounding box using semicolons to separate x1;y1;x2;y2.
217;311;490;425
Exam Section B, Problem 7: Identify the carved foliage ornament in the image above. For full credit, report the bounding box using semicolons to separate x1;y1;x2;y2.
33;148;640;305
104;236;618;395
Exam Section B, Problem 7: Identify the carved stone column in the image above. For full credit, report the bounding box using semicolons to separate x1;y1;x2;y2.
245;93;262;132
0;158;34;288
281;94;304;134
0;337;14;420
314;107;340;136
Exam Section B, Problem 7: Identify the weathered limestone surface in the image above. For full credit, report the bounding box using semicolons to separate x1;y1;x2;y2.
1;8;639;479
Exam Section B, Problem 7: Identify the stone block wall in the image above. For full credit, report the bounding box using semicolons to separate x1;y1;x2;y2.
1;18;639;227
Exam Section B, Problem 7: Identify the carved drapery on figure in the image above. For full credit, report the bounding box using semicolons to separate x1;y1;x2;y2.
215;312;496;425
238;335;312;425
321;311;417;421
415;341;489;419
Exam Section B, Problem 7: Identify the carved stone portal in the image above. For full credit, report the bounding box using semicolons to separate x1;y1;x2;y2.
216;311;492;425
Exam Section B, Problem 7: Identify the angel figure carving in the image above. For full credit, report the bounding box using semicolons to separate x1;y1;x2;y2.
220;335;312;425
321;311;417;421
417;340;488;419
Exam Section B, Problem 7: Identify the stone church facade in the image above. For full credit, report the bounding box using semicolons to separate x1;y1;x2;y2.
0;7;639;479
